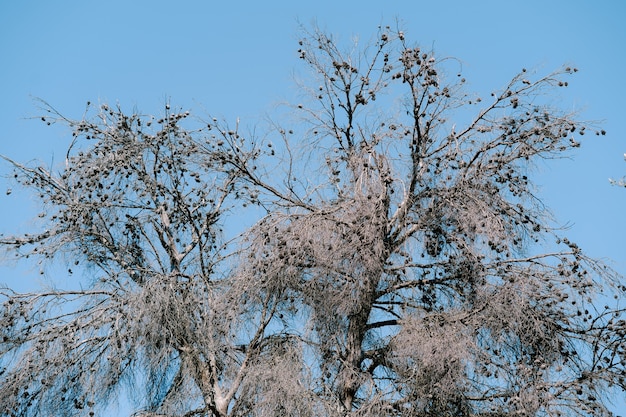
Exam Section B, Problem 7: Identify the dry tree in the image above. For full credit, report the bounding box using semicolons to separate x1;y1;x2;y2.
0;102;289;417
1;24;625;417
233;26;626;416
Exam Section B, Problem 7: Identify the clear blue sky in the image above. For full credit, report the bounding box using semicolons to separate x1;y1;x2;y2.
1;0;625;415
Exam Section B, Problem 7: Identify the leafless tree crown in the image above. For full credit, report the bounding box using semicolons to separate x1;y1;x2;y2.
1;25;625;417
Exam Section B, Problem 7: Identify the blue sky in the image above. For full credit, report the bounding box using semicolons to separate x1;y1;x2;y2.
1;0;625;414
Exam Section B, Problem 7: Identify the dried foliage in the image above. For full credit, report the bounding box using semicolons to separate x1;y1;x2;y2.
1;25;625;417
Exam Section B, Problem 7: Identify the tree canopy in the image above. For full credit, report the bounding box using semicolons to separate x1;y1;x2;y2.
1;25;625;417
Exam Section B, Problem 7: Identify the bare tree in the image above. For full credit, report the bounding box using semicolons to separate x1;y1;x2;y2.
0;103;301;417
1;25;626;417
233;26;626;416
